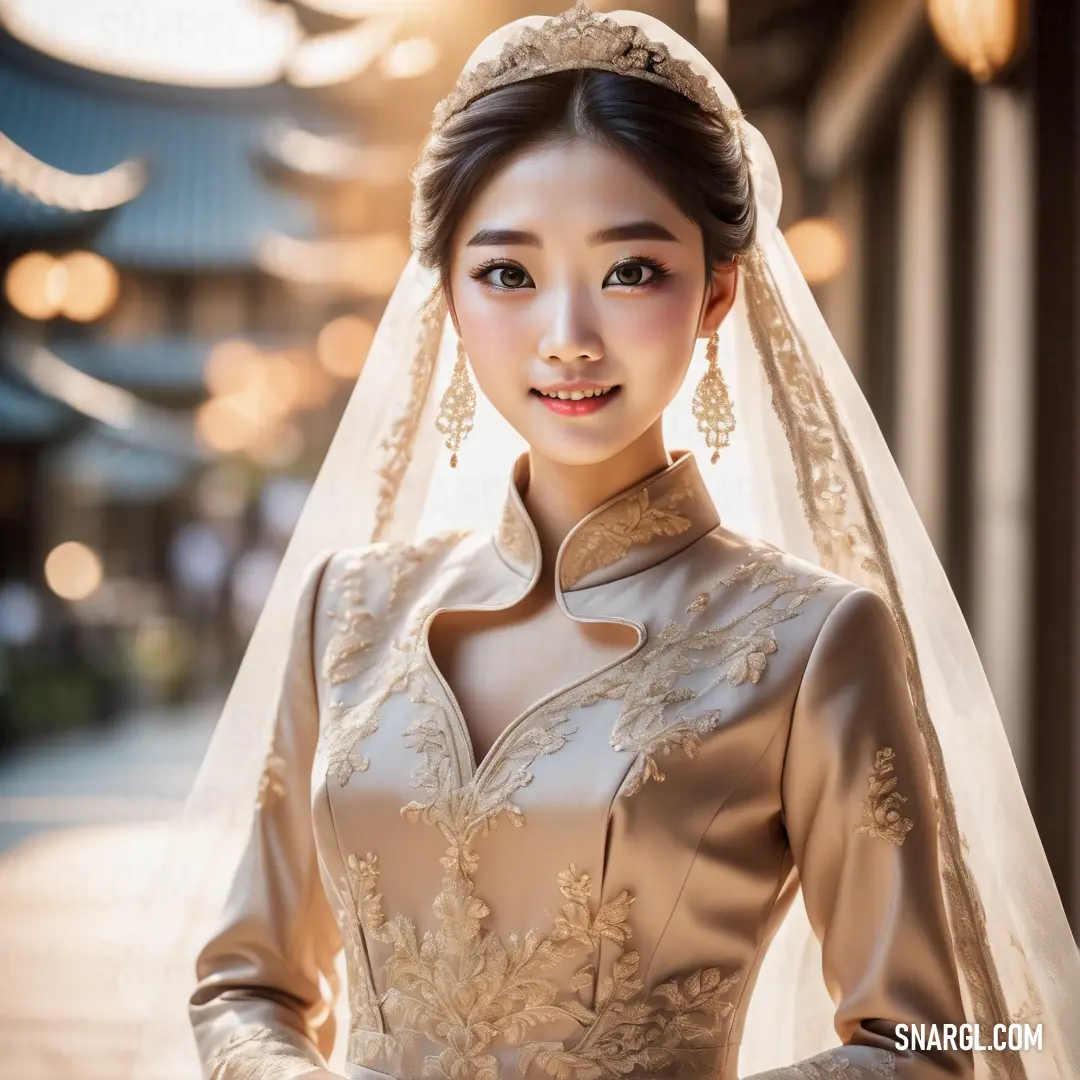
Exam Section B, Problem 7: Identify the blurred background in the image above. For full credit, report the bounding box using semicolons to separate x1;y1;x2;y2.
0;0;1071;1076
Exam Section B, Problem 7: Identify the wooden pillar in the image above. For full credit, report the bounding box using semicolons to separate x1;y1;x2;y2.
971;82;1035;787
944;69;977;618
1032;0;1080;929
895;61;950;555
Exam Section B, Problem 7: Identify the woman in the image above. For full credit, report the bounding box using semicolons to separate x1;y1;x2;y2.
158;7;1080;1080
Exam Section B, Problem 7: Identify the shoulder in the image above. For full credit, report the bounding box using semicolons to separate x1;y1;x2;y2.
691;522;901;660
318;529;475;599
310;529;478;637
693;522;864;610
305;530;475;689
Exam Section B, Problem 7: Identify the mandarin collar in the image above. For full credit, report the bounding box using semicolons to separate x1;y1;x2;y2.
493;449;720;593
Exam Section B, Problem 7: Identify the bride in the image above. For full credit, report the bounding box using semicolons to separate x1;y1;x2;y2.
137;6;1080;1080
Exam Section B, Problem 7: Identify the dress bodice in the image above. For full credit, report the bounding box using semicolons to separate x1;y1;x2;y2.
189;450;972;1080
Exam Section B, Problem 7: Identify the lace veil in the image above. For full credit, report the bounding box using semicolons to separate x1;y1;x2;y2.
125;6;1080;1078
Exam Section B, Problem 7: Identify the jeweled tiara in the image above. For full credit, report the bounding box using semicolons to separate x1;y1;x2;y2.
430;3;743;133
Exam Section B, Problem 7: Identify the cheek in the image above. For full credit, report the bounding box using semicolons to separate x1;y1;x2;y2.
453;295;528;400
606;294;698;389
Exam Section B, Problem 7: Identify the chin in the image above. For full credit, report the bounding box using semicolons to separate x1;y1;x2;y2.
523;428;648;468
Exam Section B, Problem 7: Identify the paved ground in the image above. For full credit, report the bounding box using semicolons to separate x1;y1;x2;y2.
0;699;219;1080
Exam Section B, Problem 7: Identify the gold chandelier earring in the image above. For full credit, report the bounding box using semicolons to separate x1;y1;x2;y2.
692;330;736;464
435;338;476;468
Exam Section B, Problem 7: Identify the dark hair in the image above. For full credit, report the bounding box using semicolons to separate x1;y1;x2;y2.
409;68;756;310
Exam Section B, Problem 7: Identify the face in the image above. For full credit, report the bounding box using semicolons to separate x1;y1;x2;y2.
446;137;738;467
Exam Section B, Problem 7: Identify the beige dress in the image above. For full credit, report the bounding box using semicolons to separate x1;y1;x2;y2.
189;448;973;1080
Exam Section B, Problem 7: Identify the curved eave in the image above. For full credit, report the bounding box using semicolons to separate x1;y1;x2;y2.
0;369;76;440
0;181;108;234
0;31;318;270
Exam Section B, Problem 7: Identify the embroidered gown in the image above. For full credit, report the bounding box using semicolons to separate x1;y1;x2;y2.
189;448;973;1080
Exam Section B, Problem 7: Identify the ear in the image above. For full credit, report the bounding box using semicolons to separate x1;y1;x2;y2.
697;257;740;340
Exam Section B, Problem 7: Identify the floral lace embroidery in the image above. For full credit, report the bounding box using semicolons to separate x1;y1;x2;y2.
254;734;287;811
321;535;465;786
743;251;876;583
753;1047;895;1080
322;534;466;687
327;870;382;1034
373;291;447;543
854;747;914;847
431;4;743;136
207;1024;321;1080
600;545;829;796
341;708;738;1080
560;477;695;590
325;646;420;787
497;498;533;567
322;554;379;687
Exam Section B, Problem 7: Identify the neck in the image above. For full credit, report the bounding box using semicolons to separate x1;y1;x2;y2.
522;420;671;577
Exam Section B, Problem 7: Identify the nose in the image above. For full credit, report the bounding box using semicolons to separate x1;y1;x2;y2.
536;286;603;366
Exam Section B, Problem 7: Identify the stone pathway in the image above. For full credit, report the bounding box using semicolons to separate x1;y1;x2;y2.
0;701;218;1080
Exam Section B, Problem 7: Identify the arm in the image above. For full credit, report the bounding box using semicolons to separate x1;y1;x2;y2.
750;586;973;1080
189;552;343;1080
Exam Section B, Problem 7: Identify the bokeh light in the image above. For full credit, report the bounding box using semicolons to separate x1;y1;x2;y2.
44;541;104;601
927;0;1023;83
58;251;120;321
203;339;264;396
4;250;120;321
317;314;375;378
783;217;850;285
195;396;260;454
6;252;61;319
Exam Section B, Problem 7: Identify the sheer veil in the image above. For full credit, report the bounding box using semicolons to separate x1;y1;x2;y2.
125;6;1080;1079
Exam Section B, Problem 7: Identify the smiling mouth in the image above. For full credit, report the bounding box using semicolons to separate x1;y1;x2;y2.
531;385;619;401
530;385;622;415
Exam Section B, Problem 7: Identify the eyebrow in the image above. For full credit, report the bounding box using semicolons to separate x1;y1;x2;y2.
465;220;680;248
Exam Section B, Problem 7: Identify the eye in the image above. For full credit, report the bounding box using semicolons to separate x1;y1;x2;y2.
604;256;671;290
469;261;534;291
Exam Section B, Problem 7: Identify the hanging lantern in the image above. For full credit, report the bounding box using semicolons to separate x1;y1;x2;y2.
926;0;1026;84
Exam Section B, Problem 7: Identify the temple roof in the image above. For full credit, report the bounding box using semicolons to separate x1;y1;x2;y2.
0;31;318;269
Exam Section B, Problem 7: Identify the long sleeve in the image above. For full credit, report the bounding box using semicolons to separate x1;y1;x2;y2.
754;586;974;1080
189;552;343;1080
